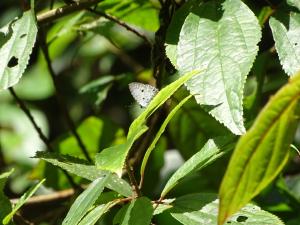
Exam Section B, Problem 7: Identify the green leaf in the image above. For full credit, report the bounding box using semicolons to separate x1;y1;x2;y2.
35;151;132;197
269;13;300;76
287;0;300;10
0;169;13;224
98;0;159;32
79;75;115;106
165;0;197;68
3;179;45;225
168;96;229;159
218;71;300;224
0;10;37;90
128;70;198;139
96;124;148;176
160;137;234;198
277;173;300;203
120;197;153;225
177;0;261;134
62;175;109;225
78;201;117;225
56;116;125;158
171;195;283;225
140;95;192;180
96;70;198;175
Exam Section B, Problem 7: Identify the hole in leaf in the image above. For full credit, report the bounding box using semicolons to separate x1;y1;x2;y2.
8;56;18;68
20;33;27;38
237;216;248;222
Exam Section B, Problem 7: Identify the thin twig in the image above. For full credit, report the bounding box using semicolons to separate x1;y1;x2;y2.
37;0;102;24
88;8;153;46
9;88;79;189
39;31;92;162
9;88;54;151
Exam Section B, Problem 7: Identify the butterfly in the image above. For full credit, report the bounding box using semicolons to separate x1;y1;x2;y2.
129;82;159;107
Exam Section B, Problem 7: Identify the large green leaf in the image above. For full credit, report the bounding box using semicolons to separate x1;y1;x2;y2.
35;151;132;197
287;0;300;10
62;175;109;225
165;0;197;68
95;70;198;175
218;72;300;225
3;179;45;225
0;10;37;90
171;194;283;225
269;13;300;76
176;0;261;135
120;197;153;225
160;137;234;198
0;169;13;224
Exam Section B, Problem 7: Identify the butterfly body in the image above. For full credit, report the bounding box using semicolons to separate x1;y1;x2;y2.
129;82;158;107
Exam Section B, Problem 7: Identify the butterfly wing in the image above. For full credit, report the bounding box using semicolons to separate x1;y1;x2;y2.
129;82;158;107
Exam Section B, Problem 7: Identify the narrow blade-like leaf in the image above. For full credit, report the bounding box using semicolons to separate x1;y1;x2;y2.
62;175;109;225
140;95;192;181
0;169;13;223
35;152;132;197
120;197;153;225
3;179;45;224
218;72;300;224
78;201;117;225
161;137;234;198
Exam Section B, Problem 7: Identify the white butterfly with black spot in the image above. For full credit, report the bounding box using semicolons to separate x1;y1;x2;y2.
129;82;158;107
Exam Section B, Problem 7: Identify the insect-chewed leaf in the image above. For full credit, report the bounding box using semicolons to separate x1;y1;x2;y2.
129;82;158;107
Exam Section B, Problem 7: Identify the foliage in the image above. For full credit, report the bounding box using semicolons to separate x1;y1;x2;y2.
1;0;300;225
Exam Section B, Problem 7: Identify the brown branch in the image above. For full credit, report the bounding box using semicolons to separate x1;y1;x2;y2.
125;160;141;198
88;9;153;46
37;0;102;24
39;31;92;162
9;88;54;151
10;188;75;205
9;88;79;189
